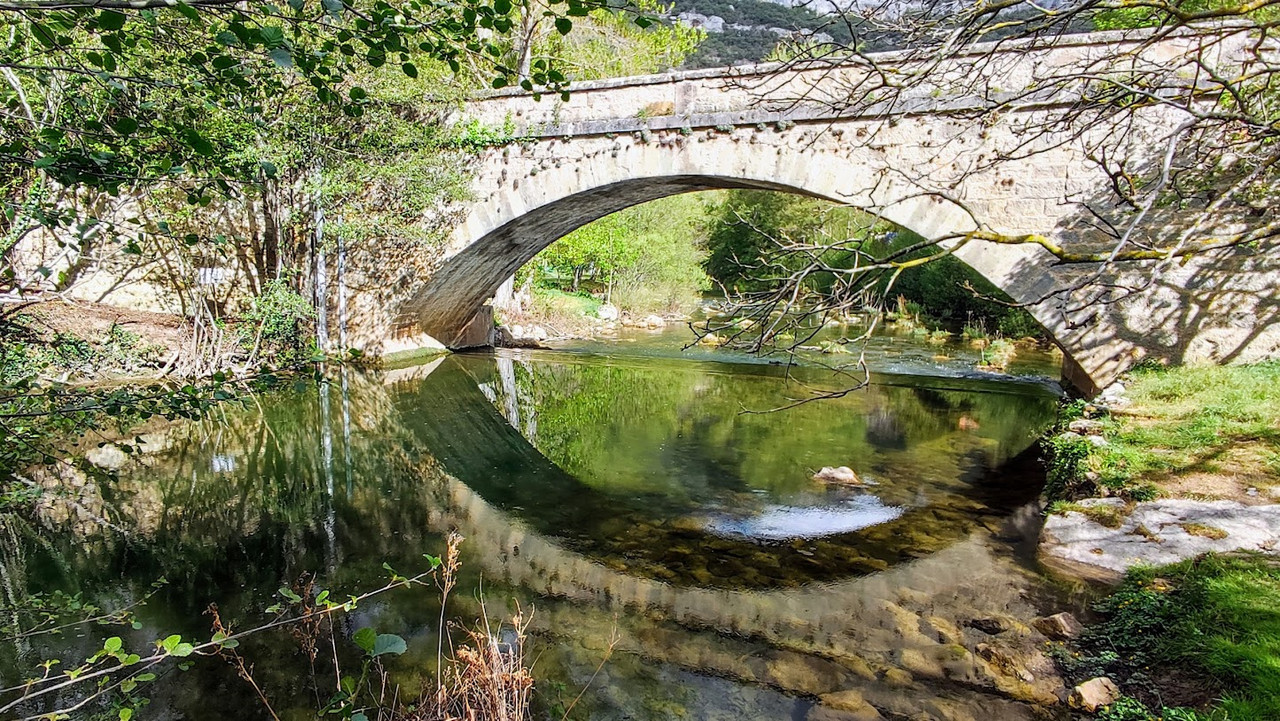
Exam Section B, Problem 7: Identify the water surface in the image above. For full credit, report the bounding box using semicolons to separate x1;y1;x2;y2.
1;345;1068;720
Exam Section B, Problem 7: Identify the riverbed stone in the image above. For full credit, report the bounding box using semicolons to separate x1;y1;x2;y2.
1069;677;1120;711
881;668;913;687
807;705;883;721
897;648;945;679
965;616;1015;635
923;615;963;644
764;652;849;695
815;690;884;721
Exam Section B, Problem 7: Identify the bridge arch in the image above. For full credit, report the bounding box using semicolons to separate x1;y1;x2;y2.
407;129;1073;380
378;31;1279;395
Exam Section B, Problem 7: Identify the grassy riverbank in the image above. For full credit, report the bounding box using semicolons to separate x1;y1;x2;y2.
1055;554;1280;721
1041;362;1280;720
1045;361;1280;504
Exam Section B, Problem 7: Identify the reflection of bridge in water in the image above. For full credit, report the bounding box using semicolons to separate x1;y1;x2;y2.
391;357;1067;719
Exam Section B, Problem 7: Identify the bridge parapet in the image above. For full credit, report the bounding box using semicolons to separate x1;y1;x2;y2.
463;28;1247;137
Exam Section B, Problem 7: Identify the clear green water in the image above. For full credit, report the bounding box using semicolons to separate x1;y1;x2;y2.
1;347;1069;720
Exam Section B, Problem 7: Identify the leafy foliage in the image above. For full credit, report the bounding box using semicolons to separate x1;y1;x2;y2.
242;278;316;362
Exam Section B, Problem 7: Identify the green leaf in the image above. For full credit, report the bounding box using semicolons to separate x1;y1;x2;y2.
104;637;122;654
555;17;572;35
372;634;407;657
494;0;511;13
160;635;181;653
119;708;133;721
258;26;286;47
172;643;195;657
174;3;200;21
182;128;215;156
352;627;376;654
402;62;418;78
348;86;367;101
491;76;507;89
269;47;293;68
98;10;127;31
278;586;302;603
112;117;139;136
322;0;344;13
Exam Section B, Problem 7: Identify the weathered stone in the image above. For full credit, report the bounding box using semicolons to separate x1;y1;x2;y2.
1069;677;1120;712
1033;612;1084;640
965;617;1014;635
1067;418;1104;434
813;466;869;485
1041;498;1280;580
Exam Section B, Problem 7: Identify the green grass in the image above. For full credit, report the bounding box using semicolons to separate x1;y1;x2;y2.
1054;554;1280;721
529;287;603;318
1046;362;1280;501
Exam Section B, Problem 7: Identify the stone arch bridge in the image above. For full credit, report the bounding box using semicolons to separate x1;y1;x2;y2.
357;29;1277;395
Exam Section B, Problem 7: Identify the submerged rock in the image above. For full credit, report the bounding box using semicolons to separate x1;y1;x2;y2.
814;690;884;721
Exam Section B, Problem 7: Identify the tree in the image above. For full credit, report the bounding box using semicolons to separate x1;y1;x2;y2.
538;209;637;291
0;0;618;303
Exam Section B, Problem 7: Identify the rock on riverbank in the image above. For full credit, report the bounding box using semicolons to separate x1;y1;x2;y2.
1040;498;1280;581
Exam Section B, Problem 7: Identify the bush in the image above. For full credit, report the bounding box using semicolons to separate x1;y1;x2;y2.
243;279;315;362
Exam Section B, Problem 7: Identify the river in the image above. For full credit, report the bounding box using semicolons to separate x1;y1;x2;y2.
1;331;1079;720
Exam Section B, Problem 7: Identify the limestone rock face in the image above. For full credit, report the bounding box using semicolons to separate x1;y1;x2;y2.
1068;677;1120;712
1041;498;1280;580
1033;612;1083;640
86;444;128;470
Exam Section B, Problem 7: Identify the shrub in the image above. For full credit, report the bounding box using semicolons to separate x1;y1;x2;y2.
243;279;316;362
